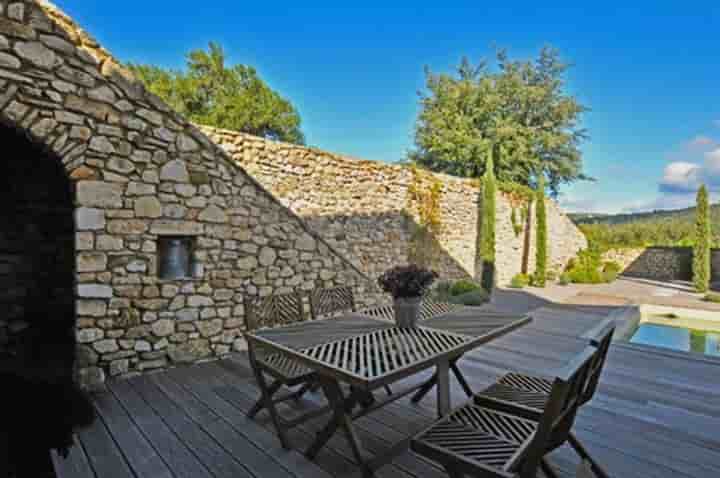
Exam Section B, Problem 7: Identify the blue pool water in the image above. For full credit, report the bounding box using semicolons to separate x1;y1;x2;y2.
631;323;720;357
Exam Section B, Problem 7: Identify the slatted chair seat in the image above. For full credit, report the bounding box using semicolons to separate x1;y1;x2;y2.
414;403;538;475
479;382;550;412
499;372;553;394
413;341;605;478
360;297;464;322
259;353;315;383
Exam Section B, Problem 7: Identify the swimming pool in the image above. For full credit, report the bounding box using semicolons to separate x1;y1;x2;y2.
629;305;720;357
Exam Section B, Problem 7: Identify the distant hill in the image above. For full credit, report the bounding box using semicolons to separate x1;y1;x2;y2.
570;205;720;248
571;205;720;226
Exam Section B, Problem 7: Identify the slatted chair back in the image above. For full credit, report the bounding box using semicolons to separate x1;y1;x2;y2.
581;322;615;406
309;286;355;319
517;345;598;476
244;292;305;332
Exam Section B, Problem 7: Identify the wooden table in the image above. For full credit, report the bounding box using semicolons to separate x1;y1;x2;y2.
246;308;531;477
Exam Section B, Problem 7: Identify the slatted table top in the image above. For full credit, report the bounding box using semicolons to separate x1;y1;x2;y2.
248;309;531;390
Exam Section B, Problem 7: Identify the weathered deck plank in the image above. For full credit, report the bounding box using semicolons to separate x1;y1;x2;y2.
53;301;720;478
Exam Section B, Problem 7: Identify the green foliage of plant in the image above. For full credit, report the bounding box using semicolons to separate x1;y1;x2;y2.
449;280;481;296
509;273;531;288
693;185;711;293
409;47;589;195
558;272;571;285
534;175;548;287
127;42;304;144
566;247;605;284
703;293;720;303
478;150;497;291
545;270;558;282
448;290;489;306
601;261;622;283
406;166;444;269
432;280;454;301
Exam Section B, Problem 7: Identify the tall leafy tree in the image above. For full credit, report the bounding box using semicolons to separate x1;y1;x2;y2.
128;43;305;144
693;185;711;292
479;149;497;291
534;174;548;287
410;47;589;195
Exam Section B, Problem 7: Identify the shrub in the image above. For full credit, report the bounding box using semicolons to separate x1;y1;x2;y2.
534;175;547;287
450;280;481;296
703;293;720;303
449;289;489;306
432;280;453;301
565;246;605;284
479;150;496;291
378;264;438;299
558;272;571;285
509;273;530;288
546;270;558;282
600;261;622;283
693;185;711;292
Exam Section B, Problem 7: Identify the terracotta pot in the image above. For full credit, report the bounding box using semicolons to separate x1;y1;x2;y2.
393;296;423;328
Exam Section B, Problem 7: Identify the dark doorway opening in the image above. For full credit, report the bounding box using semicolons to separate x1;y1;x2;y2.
0;124;91;478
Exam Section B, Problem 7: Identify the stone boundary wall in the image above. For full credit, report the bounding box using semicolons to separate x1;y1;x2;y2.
604;246;720;282
0;0;377;389
202;126;587;286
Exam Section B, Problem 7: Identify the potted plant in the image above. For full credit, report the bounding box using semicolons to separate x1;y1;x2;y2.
378;264;438;327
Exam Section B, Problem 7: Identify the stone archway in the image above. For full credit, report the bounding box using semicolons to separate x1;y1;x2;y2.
0;124;76;383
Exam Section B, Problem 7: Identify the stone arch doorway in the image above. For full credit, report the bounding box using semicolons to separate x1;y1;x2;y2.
0;124;76;383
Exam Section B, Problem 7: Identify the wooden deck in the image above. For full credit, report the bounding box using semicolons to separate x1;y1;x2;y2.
53;297;720;478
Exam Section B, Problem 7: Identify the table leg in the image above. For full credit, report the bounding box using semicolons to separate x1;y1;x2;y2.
451;361;474;398
437;359;451;417
308;376;371;475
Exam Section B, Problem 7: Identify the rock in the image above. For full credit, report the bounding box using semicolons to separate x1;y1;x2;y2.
14;41;56;69
199;204;227;223
109;359;129;376
77;181;123;208
76;345;99;367
78;284;113;298
150;221;203;236
259;246;277;266
77;328;103;343
152;319;175;337
76;367;105;392
0;52;20;69
78;300;107;317
168;339;211;363
197;319;223;338
87;85;117;103
76;207;105;230
188;295;213;307
93;339;119;354
134;196;162;218
89;136;115;154
134;340;152;352
77;252;107;272
296;233;317;252
177;134;199;152
176;309;199;322
160;160;189;182
107;157;135;174
96;235;123;251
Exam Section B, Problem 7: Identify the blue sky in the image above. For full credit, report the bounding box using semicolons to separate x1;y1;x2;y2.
55;0;719;214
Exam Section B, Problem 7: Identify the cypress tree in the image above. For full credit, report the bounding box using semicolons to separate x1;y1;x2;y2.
479;149;497;291
693;184;711;292
534;174;548;287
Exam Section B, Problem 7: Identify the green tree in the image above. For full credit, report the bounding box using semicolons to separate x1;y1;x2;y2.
410;47;589;195
534;175;548;287
693;185;711;292
128;42;304;144
479;149;497;291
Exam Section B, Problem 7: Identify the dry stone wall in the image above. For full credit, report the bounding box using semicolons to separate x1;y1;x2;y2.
0;0;374;389
202;126;587;286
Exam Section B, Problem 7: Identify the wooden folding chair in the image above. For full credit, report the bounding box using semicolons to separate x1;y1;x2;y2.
412;343;600;478
245;292;327;448
471;323;615;478
309;285;356;319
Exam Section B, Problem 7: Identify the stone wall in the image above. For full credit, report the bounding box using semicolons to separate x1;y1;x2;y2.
605;246;720;282
0;0;374;389
604;247;692;281
202;126;587;286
